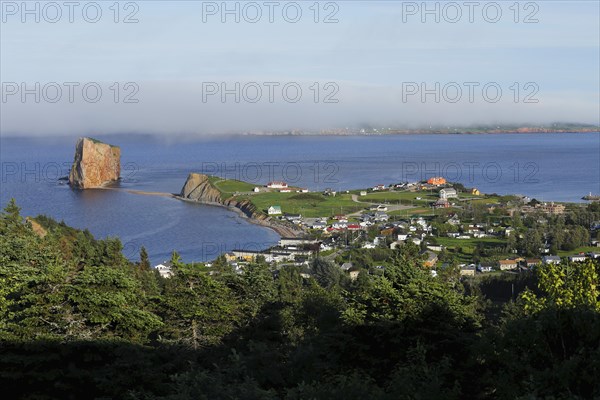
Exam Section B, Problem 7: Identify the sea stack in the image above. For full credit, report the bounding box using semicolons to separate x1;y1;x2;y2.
69;137;121;189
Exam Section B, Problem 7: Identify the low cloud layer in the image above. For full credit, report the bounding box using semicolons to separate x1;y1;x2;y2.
1;80;598;137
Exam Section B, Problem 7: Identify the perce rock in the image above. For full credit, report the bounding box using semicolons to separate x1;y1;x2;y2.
69;137;121;189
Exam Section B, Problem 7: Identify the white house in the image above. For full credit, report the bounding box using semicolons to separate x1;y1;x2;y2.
374;212;389;222
439;188;458;199
568;254;587;262
447;215;461;225
268;205;282;215
542;255;561;265
341;262;353;271
427;245;444;252
312;221;327;229
266;181;288;189
373;236;386;246
397;234;409;242
154;262;174;279
279;237;316;247
253;187;261;193
415;218;428;229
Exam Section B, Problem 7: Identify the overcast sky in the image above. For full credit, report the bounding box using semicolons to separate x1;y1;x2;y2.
1;0;599;136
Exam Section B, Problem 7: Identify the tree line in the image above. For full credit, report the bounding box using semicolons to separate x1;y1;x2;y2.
1;199;599;399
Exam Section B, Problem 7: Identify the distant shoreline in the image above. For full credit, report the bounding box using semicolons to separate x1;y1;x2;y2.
2;128;599;140
235;129;600;137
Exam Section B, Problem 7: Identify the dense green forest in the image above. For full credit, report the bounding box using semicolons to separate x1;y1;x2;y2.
1;199;599;399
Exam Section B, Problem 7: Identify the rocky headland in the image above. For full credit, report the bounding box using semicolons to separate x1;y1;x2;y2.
179;173;302;237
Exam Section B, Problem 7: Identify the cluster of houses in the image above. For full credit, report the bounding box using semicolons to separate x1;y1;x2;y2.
483;252;600;272
151;179;596;280
371;178;463;194
262;181;309;194
520;202;566;215
433;187;460;209
267;205;391;232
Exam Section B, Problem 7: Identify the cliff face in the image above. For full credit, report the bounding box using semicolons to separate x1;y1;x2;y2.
69;138;121;189
180;173;266;220
180;173;222;203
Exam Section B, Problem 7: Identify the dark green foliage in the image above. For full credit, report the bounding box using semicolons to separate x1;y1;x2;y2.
1;200;599;399
311;257;346;289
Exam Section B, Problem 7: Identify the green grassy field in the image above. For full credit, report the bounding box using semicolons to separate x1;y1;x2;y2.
233;192;366;218
360;190;437;206
209;178;257;197
556;246;599;257
433;236;510;263
435;236;506;248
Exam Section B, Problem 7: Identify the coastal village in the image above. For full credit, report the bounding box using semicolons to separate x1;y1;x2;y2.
156;175;600;280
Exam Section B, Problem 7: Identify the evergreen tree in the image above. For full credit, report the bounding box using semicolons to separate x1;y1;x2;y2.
139;246;151;270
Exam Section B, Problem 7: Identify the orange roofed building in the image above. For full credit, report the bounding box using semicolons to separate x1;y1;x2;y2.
427;177;446;186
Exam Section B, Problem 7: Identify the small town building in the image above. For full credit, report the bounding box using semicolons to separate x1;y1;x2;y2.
460;265;476;276
341;262;353;271
268;205;282;215
397;234;409;241
284;214;302;222
434;198;450;208
266;181;288;189
348;266;360;281
498;259;518;271
525;259;541;268
568;254;587;262
427;177;446;186
439;188;458;199
477;263;494;273
542;255;561;265
538;202;566;215
422;251;438;268
312;221;327;229
427;245;444;252
504;227;515;237
447;214;461;225
154;262;174;278
232;249;264;262
279;237;317;247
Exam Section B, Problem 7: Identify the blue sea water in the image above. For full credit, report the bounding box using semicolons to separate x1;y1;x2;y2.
1;133;599;264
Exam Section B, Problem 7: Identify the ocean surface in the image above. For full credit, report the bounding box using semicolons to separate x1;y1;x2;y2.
1;133;599;264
